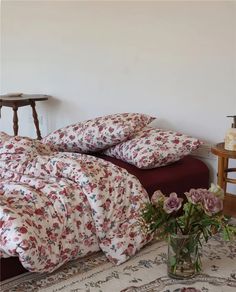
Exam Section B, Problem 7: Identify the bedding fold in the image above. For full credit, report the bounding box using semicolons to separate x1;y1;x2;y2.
0;134;151;272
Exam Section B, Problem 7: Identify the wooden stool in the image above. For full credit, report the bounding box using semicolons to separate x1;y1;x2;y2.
211;142;236;217
0;94;49;140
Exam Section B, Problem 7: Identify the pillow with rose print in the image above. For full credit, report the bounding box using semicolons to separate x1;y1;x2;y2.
103;127;201;169
42;113;155;153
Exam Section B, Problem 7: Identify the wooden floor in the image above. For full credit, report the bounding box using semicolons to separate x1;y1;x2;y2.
223;193;236;218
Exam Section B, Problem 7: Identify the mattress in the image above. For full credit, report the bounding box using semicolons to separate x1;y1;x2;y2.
97;154;210;197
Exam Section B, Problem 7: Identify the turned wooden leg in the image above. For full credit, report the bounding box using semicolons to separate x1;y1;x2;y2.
12;104;19;136
217;156;225;189
30;100;42;140
223;158;229;193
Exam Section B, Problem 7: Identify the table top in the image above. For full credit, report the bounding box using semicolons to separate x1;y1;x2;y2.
211;142;236;158
0;94;49;102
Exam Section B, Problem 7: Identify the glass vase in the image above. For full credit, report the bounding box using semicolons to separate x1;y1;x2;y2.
167;233;201;279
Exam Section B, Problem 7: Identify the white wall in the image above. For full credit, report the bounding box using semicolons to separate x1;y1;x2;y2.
1;1;236;191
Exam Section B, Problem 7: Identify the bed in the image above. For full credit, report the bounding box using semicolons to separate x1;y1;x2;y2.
0;153;209;281
0;113;209;281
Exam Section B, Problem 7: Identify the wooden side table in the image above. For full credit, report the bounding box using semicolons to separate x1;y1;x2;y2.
0;94;49;140
211;142;236;217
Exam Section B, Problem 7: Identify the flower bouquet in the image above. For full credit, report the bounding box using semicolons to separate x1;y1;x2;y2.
141;184;236;279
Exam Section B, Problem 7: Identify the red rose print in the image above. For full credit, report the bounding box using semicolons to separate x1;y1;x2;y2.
19;227;27;234
35;208;44;215
0;220;4;228
6;144;13;149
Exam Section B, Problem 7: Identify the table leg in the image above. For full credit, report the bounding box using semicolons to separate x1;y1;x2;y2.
12;104;19;136
217;156;225;189
223;158;228;193
30;100;42;140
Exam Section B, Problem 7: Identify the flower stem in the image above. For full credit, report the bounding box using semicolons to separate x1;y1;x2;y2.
184;204;193;234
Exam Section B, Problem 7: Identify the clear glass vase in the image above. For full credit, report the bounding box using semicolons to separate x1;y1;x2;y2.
167;233;201;279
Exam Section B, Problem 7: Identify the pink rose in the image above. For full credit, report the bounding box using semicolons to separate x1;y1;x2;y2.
151;190;165;206
208;183;224;199
184;188;208;205
163;193;183;214
203;192;223;216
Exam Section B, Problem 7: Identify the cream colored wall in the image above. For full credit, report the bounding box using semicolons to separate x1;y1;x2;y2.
1;1;236;191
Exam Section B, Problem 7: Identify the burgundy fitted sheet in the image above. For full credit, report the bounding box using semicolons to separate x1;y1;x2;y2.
0;155;209;281
97;154;210;197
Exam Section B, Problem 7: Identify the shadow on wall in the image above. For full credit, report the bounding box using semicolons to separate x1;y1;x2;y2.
44;96;85;136
149;118;178;131
44;96;62;136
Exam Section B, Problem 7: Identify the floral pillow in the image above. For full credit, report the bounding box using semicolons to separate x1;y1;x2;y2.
42;113;155;153
103;127;201;169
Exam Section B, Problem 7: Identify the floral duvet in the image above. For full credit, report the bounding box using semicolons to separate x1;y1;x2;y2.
0;134;151;273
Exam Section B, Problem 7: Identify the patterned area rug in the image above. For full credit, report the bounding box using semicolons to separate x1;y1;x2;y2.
1;236;236;292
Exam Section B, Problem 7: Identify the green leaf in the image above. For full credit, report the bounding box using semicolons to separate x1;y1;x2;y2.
169;256;176;267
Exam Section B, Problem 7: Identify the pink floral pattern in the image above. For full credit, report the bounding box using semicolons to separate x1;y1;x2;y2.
42;113;154;153
0;133;152;273
0;132;53;156
0;132;11;146
103;127;201;169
